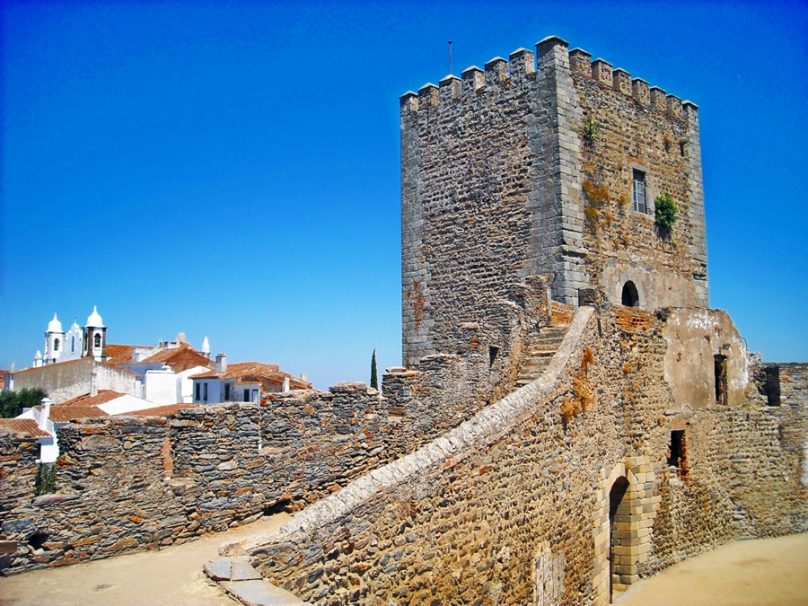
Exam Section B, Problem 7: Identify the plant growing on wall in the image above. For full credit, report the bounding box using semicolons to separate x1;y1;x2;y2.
654;193;677;233
34;462;56;496
583;116;598;146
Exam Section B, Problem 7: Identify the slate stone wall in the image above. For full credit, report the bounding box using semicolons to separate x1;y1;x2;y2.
0;360;526;574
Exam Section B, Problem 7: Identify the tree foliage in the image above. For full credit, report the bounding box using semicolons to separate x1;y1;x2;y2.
370;349;378;390
0;388;47;418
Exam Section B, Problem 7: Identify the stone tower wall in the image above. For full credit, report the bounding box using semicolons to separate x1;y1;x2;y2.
401;37;709;365
568;49;709;309
401;49;541;367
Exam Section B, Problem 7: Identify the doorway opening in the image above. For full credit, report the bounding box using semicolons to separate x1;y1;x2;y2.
609;476;630;602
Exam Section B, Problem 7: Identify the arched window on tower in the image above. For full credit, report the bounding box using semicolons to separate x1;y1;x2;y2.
621;281;640;307
71;336;76;353
54;338;60;352
94;333;101;348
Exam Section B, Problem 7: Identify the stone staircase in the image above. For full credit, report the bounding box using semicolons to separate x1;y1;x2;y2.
516;324;570;387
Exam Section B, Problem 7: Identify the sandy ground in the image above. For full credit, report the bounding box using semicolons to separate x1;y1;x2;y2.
617;533;808;606
0;513;289;606
2;525;806;605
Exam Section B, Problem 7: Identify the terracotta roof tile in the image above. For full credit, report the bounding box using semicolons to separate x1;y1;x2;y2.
122;403;197;417
58;390;124;408
192;362;311;391
0;418;51;439
139;346;213;372
50;406;109;422
104;344;145;366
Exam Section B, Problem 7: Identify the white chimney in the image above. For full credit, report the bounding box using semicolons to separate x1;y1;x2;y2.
215;353;227;374
282;376;290;393
38;398;52;430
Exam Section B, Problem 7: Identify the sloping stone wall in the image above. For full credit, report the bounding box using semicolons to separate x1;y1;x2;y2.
238;307;807;605
1;343;545;574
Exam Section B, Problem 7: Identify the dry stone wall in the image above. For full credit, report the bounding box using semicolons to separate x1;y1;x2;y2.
239;307;807;605
0;353;534;574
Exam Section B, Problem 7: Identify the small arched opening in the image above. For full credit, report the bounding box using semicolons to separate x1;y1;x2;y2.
621;281;640;307
94;333;102;348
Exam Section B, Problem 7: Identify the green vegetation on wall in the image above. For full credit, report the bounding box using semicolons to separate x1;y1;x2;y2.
654;193;677;233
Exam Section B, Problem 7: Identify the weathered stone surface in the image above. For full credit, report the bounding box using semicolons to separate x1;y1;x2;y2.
243;307;808;605
220;580;310;606
204;557;232;581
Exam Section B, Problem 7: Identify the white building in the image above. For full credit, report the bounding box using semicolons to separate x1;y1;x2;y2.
36;306;107;367
191;354;311;404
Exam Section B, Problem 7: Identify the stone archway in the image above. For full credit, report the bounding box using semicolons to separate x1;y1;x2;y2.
592;457;660;605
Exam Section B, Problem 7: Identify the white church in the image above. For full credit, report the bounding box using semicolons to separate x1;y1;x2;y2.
34;305;108;367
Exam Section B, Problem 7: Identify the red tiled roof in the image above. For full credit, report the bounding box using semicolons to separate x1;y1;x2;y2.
122;403;197;417
50;405;109;422
191;362;310;389
58;390;124;408
0;418;51;439
139;345;213;373
104;344;146;366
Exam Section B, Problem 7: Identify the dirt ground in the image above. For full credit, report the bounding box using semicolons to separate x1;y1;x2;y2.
0;513;289;606
617;533;808;606
2;525;806;605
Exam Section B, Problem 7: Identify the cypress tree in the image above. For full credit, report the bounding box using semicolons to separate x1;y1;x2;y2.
370;349;378;390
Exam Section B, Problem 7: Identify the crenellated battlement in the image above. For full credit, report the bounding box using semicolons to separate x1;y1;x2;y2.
401;34;708;369
401;37;697;118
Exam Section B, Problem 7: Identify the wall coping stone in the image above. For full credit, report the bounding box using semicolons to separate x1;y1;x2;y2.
229;307;595;554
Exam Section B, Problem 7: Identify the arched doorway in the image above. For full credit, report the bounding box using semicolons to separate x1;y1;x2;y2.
621;281;639;307
608;477;630;602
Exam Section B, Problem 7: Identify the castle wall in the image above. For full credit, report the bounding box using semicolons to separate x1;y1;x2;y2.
238;307;807;605
400;52;544;367
0;358;522;574
12;359;94;404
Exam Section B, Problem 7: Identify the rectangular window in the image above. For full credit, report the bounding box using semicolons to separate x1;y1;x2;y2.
243;388;250;402
203;382;208;402
632;169;647;213
194;383;200;402
224;383;231;401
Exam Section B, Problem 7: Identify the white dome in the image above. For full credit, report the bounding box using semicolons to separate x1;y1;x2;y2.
47;313;63;333
34;350;43;360
86;305;105;328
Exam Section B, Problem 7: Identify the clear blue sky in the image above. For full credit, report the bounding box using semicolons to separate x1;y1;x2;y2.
1;1;806;389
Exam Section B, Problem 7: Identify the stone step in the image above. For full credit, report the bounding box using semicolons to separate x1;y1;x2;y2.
527;348;558;356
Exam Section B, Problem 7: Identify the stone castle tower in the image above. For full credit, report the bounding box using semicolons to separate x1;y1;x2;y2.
401;36;708;366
